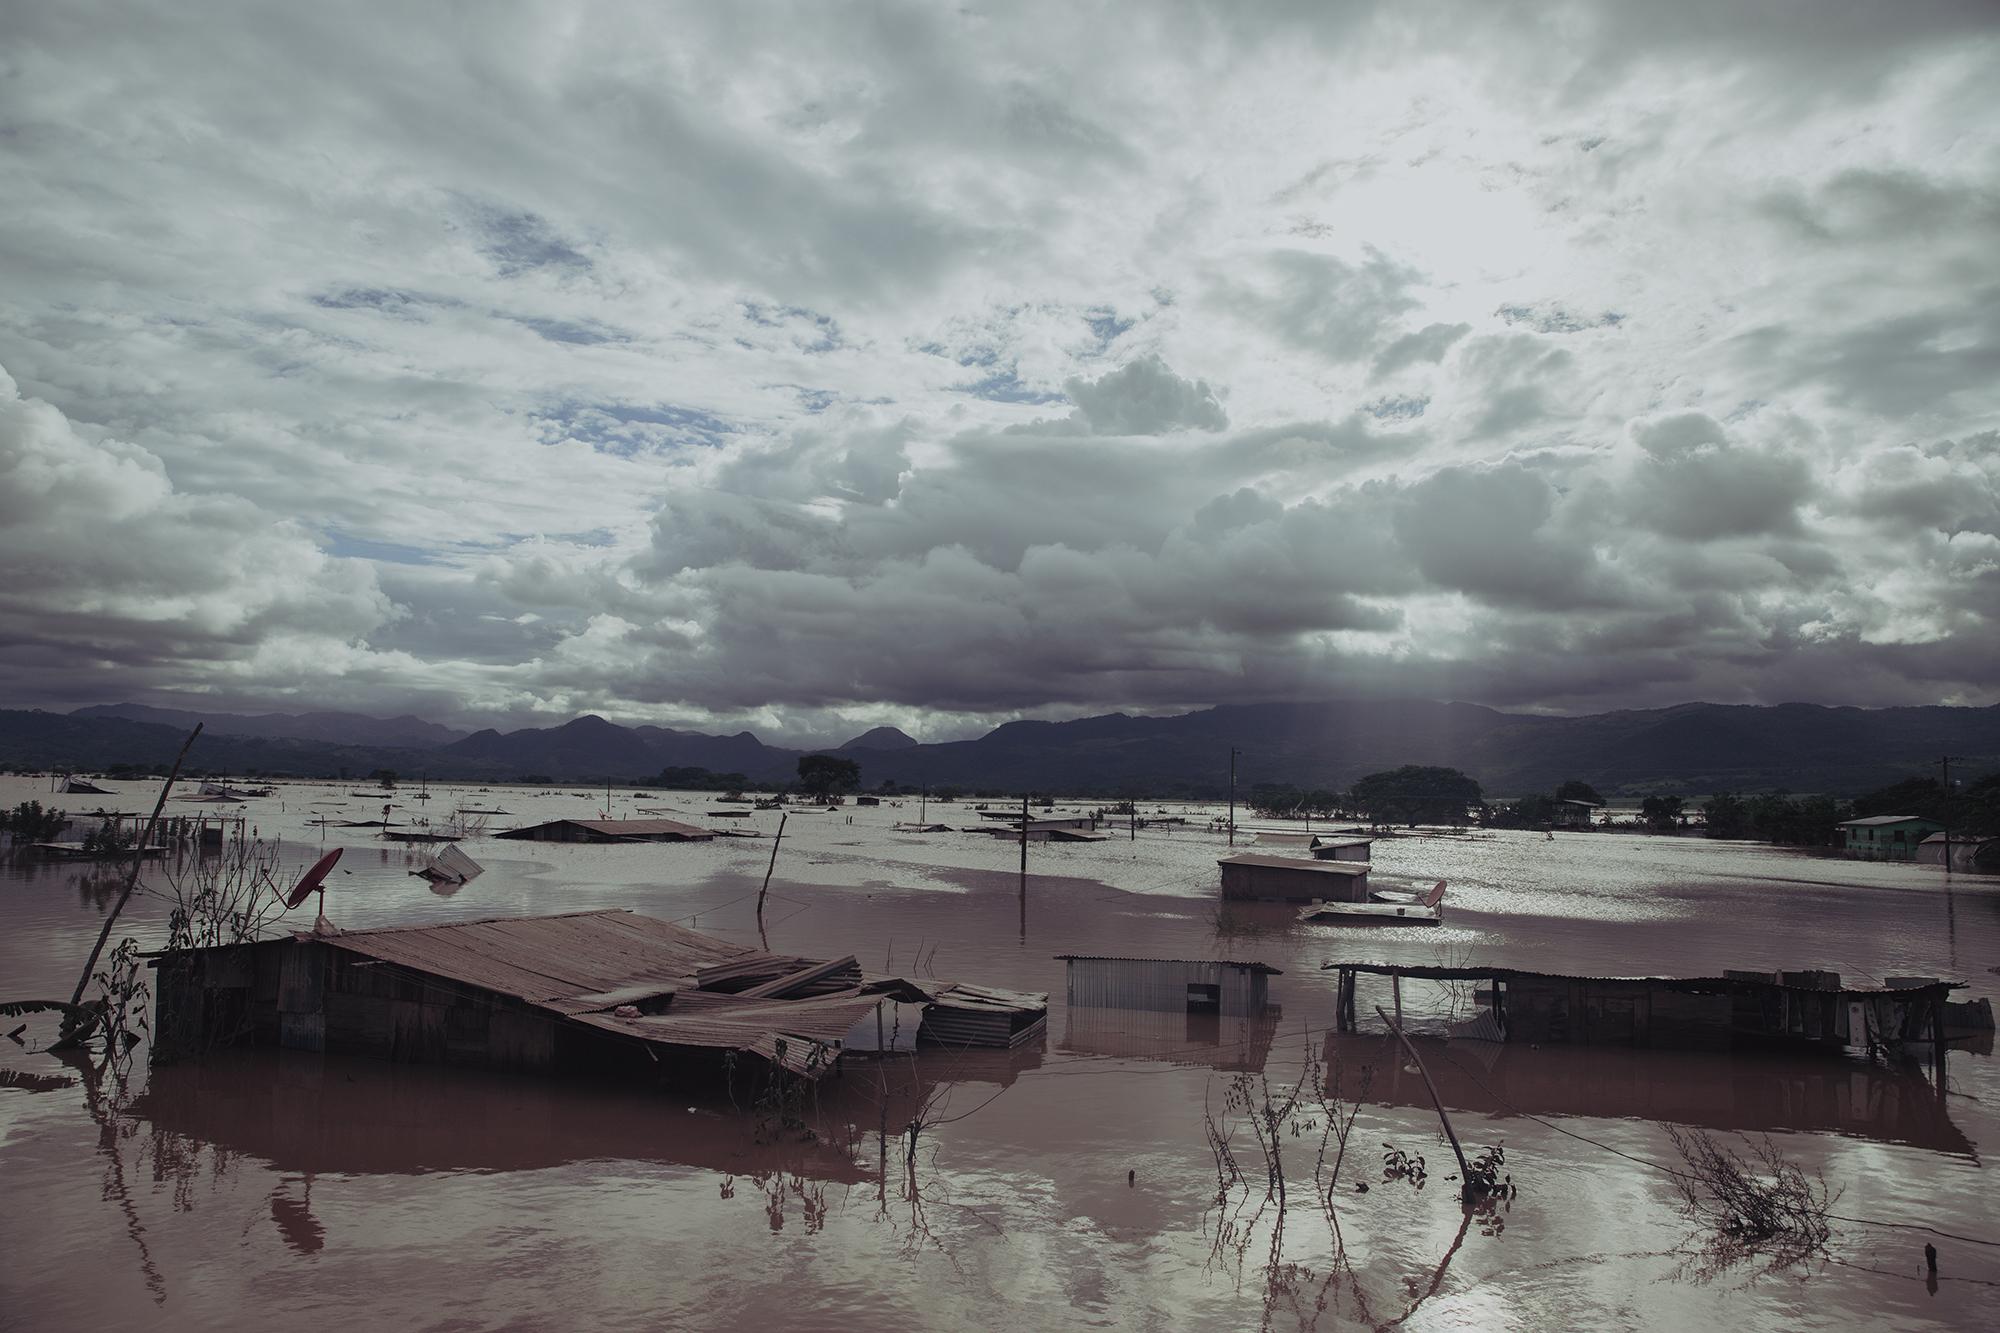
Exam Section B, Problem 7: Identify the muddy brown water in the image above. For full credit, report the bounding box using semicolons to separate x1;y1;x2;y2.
2;777;1996;1330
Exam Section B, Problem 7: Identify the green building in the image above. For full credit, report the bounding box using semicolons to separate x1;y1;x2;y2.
1837;814;1945;861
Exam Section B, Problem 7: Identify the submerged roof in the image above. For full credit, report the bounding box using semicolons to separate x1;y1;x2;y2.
295;909;1044;1075
1319;959;1963;998
499;817;716;839
1056;954;1282;975
320;909;747;1014
1218;853;1370;875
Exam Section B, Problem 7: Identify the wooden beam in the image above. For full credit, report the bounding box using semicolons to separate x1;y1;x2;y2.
738;954;859;1000
1376;1005;1473;1198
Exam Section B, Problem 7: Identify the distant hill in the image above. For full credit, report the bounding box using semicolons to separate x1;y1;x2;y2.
0;709;438;778
440;715;797;782
839;726;918;752
7;699;1996;796
857;699;2000;797
74;702;467;748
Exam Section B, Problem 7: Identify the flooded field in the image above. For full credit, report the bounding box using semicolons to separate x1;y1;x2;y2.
2;775;1996;1330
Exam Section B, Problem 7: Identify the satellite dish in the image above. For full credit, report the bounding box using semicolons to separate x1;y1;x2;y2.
284;848;344;910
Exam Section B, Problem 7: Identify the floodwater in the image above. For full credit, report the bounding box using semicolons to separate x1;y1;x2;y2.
1;776;1996;1331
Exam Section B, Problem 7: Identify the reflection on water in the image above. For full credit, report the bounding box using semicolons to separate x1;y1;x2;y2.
1062;1007;1281;1072
132;1045;1045;1187
1327;1033;1976;1157
3;776;1998;1330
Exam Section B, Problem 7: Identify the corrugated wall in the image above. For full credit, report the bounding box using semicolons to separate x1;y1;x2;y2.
1065;959;1268;1016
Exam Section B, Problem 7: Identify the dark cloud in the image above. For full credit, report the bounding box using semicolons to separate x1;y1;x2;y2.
2;1;1995;730
1626;413;1813;541
1373;323;1470;379
1061;356;1227;434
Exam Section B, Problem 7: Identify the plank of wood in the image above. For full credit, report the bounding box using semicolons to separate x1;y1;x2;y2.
738;954;859;1001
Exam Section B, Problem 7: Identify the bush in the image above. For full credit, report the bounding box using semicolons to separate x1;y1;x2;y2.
0;801;67;841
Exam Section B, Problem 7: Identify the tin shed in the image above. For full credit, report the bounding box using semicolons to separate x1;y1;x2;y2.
1057;955;1279;1017
1218;853;1371;903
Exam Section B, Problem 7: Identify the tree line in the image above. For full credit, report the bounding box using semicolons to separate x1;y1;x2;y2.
1247;763;2000;851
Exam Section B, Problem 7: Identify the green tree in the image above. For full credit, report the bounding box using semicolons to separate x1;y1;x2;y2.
1491;793;1557;828
1349;766;1484;825
0;800;68;840
1701;792;1750;839
796;754;861;799
1848;768;1944;820
1640;795;1685;833
1554;779;1604;805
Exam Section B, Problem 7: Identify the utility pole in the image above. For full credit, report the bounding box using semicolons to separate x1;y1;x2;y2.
1940;755;1960;868
1019;793;1030;882
1228;747;1239;847
1019;792;1030;938
919;783;927;824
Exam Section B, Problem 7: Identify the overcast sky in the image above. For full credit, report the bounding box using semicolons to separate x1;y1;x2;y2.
3;2;1996;743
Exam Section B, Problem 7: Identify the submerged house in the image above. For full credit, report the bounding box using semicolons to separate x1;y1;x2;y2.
1324;960;1963;1061
1916;833;1998;872
153;909;1047;1084
495;818;717;844
1310;837;1373;862
1218;852;1371;903
970;815;1108;842
1838;815;1944;861
1555;798;1602;828
1058;955;1279;1017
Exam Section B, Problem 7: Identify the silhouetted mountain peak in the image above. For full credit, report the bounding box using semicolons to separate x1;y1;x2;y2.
840;726;918;751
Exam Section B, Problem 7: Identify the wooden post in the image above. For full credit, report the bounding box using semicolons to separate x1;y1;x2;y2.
1377;1004;1474;1198
1933;995;1948;1098
1019;795;1029;876
56;724;201;1048
1227;747;1238;847
1393;973;1404;1027
756;813;788;948
1016;788;1032;932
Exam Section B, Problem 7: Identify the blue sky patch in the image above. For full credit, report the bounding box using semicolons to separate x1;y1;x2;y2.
956;367;1063;404
534;399;736;455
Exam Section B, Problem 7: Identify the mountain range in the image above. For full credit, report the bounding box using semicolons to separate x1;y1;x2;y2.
4;700;1995;798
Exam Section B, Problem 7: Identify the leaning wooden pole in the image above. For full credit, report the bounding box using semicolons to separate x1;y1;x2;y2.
1376;1003;1474;1197
57;724;202;1047
756;812;788;947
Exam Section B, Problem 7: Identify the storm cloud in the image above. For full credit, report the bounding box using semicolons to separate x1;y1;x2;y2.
1;1;1995;739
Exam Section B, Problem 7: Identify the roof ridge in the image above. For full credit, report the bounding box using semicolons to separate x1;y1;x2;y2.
318;907;632;939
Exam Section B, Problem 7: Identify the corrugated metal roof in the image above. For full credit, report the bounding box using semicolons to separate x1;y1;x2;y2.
1218;853;1369;875
1838;815;1935;827
322;909;750;1013
573;992;888;1075
570;818;716;837
1055;954;1283;975
1320;960;1964;998
306;909;1047;1075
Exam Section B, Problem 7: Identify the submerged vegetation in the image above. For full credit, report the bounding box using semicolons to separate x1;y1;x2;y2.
1666;1126;1839;1281
0;799;68;842
1199;1046;1521;1330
